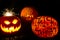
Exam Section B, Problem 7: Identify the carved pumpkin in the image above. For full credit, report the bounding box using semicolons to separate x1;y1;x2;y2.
20;7;38;21
31;16;58;38
0;16;21;33
0;9;21;33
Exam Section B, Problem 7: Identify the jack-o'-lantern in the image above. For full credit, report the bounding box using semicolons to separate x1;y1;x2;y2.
31;16;58;38
0;9;21;33
20;7;38;22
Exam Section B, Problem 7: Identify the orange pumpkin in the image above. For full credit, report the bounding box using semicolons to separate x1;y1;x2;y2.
31;16;59;38
0;16;21;33
20;7;38;22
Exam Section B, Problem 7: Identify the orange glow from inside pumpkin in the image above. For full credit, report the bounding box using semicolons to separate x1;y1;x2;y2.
12;19;18;24
1;25;21;33
21;7;36;21
4;20;10;25
32;16;58;38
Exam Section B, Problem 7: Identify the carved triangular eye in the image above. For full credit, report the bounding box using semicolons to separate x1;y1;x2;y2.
4;20;10;25
12;19;18;24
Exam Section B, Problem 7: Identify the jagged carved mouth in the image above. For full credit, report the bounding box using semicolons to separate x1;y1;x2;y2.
1;24;21;33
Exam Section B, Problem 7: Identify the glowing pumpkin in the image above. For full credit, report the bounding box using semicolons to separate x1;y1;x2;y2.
0;16;21;33
31;16;58;38
20;7;38;21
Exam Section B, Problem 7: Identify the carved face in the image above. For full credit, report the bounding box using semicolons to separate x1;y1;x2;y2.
0;16;21;33
20;7;38;21
31;16;58;38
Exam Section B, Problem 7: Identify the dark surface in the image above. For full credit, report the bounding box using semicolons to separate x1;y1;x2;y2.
0;0;59;40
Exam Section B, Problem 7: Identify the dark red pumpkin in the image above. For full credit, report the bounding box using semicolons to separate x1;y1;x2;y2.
0;16;21;33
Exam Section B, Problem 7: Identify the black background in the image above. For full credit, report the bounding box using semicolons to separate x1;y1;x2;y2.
0;0;60;40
